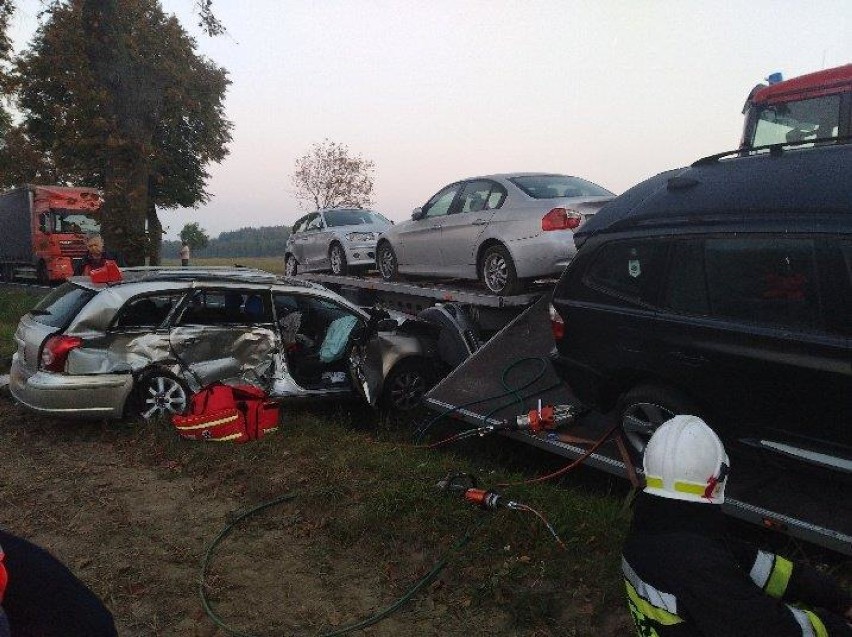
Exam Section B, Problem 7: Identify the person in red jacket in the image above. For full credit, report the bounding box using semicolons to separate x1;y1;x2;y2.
74;234;124;276
622;415;852;636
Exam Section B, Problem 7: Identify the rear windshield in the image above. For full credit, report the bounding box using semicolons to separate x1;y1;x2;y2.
509;175;613;199
28;283;96;328
323;209;390;228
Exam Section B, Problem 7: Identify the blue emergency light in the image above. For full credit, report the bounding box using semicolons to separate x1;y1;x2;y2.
766;72;783;85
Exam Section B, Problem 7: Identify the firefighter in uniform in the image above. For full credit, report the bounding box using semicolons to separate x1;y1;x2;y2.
622;415;852;637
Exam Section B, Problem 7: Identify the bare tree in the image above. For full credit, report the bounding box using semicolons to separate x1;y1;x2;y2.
291;139;375;209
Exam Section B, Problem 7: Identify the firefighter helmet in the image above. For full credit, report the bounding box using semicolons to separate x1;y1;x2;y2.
643;415;729;505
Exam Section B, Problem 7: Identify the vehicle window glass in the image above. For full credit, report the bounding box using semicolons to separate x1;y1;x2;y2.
457;181;495;214
752;94;841;147
53;211;100;234
178;290;272;325
486;183;508;209
665;240;710;315
424;186;459;218
323;209;390;227
305;214;324;232
704;238;821;331
509;175;613;199
115;294;183;328
29;283;96;328
291;218;306;234
585;240;668;305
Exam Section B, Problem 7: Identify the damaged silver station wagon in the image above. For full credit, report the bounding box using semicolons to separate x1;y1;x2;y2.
10;268;441;419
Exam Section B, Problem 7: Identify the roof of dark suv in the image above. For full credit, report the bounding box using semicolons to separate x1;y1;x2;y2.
575;144;852;247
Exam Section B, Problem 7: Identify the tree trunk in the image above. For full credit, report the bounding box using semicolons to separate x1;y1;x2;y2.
101;140;149;266
146;196;162;266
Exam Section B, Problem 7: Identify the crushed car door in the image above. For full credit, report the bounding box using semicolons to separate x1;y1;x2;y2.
349;331;383;406
170;289;278;388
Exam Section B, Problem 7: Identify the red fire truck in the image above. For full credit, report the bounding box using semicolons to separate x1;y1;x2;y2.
0;185;103;284
741;64;852;150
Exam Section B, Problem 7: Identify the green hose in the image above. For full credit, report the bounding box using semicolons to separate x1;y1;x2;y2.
199;492;489;637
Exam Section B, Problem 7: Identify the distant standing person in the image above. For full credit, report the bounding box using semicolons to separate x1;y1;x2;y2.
180;241;190;266
74;234;124;276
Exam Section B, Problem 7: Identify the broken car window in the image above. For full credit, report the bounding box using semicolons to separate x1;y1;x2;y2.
114;294;183;328
177;290;272;326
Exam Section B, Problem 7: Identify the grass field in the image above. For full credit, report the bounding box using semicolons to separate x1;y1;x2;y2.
161;256;285;274
0;290;44;371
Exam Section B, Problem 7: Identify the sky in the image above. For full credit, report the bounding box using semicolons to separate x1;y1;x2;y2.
8;1;852;240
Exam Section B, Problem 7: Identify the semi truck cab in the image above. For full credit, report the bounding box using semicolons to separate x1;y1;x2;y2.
741;64;852;150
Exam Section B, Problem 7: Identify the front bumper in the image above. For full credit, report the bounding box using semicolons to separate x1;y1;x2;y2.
9;354;134;419
343;242;378;267
507;230;578;279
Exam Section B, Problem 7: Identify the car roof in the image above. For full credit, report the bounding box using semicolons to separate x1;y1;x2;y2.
574;144;852;246
751;64;852;104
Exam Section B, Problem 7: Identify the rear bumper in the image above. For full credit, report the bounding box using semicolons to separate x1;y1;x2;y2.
507;231;577;279
9;354;133;419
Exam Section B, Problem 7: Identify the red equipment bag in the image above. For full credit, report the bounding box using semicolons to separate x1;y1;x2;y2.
171;383;279;443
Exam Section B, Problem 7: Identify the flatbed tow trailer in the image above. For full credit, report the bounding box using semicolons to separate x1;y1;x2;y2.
298;273;852;556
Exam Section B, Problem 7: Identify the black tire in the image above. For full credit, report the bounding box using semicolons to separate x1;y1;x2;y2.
131;369;190;420
616;384;701;456
381;359;433;412
329;243;348;275
480;245;522;296
285;254;298;277
377;241;399;282
36;260;49;286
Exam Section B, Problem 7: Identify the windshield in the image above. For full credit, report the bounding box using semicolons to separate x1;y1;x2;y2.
50;209;101;234
29;283;96;328
323;209;390;228
509;175;613;199
751;94;841;147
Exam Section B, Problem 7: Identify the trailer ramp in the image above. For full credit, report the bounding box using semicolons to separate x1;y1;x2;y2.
424;298;852;556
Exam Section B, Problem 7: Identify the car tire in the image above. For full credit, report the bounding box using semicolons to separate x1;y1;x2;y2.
616;384;702;456
131;369;190;420
36;260;49;286
329;243;348;276
380;358;433;412
480;245;522;296
285;254;298;277
377;242;399;282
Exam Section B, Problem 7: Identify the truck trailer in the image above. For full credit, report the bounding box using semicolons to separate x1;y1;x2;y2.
0;185;102;284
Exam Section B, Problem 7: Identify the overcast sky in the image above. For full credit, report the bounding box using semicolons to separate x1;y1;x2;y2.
8;1;852;239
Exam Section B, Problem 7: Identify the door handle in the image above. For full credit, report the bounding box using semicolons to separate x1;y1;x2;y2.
669;351;708;365
430;225;442;231
471;219;489;226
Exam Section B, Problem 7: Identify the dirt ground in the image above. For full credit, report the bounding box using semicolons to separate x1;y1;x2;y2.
0;390;633;637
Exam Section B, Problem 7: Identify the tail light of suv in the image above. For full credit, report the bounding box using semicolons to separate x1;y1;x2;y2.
40;335;82;372
542;208;583;232
549;303;565;341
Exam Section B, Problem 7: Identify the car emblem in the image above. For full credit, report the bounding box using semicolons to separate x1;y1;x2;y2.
628;259;641;278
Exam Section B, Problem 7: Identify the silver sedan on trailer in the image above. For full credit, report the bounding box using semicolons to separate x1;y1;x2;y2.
285;208;392;276
376;173;614;295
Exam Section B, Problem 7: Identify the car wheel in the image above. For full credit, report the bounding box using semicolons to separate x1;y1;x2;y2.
381;359;432;412
616;384;701;456
285;255;298;277
132;370;190;420
329;243;348;275
480;245;521;296
36;260;49;286
377;242;399;282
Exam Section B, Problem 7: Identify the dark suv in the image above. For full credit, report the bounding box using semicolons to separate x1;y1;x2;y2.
550;144;851;474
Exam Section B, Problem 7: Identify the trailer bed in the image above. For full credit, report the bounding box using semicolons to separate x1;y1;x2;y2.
424;298;852;556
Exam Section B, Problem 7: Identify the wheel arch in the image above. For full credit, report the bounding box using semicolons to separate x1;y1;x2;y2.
475;238;509;278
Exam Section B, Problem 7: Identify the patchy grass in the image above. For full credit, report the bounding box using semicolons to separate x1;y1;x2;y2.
0;290;44;371
161;256;285;274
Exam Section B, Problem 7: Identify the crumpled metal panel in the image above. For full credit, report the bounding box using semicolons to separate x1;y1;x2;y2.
66;332;172;375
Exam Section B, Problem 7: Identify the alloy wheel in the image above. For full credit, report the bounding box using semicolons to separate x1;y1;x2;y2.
621;401;676;454
285;256;297;276
388;371;426;411
378;245;397;280
330;245;344;275
483;253;508;293
141;375;188;420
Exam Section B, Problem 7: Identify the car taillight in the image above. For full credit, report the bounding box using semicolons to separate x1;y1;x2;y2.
40;335;82;372
541;208;583;231
549;303;565;341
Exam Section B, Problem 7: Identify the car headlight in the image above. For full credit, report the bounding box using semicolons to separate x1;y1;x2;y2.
346;232;376;242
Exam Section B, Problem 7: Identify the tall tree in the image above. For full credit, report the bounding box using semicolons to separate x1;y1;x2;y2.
0;0;13;134
13;0;231;264
291;139;376;210
179;221;208;250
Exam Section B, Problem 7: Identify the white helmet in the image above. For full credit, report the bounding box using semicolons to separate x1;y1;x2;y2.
642;415;729;505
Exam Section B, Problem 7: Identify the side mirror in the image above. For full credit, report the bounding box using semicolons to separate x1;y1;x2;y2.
411;207;424;220
376;318;398;332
